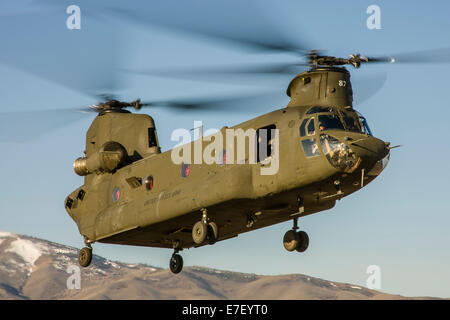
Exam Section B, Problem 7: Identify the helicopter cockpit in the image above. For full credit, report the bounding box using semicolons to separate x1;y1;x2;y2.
299;106;373;173
300;106;372;136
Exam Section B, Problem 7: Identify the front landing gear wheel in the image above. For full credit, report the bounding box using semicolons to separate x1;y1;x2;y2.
169;254;183;274
295;231;309;252
283;230;299;252
79;247;92;267
283;230;309;253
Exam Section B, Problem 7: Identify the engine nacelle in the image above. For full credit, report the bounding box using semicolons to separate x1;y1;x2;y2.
73;141;127;176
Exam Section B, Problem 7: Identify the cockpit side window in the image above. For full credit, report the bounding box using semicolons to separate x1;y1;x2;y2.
307;118;315;136
299;118;308;137
301;138;320;158
299;117;315;137
299;118;320;158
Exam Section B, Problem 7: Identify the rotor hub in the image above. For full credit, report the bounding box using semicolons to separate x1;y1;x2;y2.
90;99;146;114
307;51;369;69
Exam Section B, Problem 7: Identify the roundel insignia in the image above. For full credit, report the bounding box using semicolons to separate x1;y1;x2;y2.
112;187;120;203
219;149;227;166
181;163;190;178
145;176;154;191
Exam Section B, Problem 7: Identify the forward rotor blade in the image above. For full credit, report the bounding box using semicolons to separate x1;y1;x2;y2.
351;72;388;105
137;71;387;111
107;0;310;54
126;61;307;79
134;68;388;106
367;47;450;64
391;47;450;63
138;91;288;112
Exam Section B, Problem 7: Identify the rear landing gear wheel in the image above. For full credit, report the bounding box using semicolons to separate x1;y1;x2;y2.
192;209;219;245
206;221;219;244
169;254;183;274
79;247;92;267
192;221;208;244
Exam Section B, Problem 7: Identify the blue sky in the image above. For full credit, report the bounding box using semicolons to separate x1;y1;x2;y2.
1;0;450;298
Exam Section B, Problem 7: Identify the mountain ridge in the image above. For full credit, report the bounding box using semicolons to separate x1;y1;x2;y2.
0;231;441;300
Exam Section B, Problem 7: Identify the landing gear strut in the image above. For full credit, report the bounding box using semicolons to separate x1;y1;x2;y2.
192;208;219;245
283;218;309;253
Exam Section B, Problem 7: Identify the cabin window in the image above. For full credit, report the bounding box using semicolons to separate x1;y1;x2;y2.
76;189;85;201
148;128;158;148
256;124;276;162
65;197;74;209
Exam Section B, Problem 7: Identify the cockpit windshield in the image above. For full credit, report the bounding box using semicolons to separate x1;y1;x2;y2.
340;111;361;133
358;112;372;135
318;114;344;131
306;106;335;114
304;106;373;136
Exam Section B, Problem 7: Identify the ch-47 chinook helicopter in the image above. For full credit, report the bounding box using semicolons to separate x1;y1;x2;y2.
2;2;449;276
64;50;400;274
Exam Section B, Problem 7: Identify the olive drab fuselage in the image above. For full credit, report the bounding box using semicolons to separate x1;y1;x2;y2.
65;67;390;249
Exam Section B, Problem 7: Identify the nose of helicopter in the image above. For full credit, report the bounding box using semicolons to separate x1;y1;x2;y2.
346;134;389;172
319;132;389;174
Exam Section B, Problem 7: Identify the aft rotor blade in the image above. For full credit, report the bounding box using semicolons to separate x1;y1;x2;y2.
0;108;94;143
0;6;124;100
107;0;311;55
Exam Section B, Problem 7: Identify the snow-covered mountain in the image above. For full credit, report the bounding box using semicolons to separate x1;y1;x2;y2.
0;231;159;299
0;231;438;300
